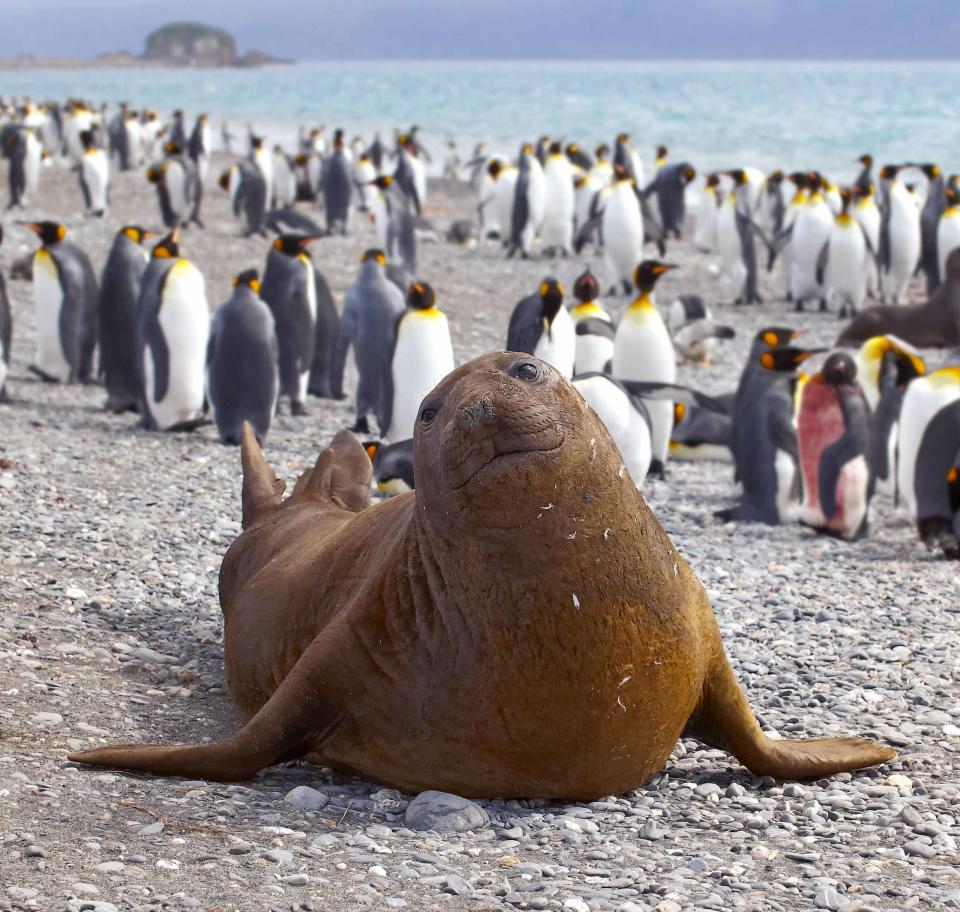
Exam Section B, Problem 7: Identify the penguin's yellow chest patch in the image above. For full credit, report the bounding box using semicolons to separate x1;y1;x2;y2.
929;367;960;388
171;258;192;276
943;207;960;219
34;249;55;274
408;307;443;321
572;303;604;319
836;213;854;226
624;296;656;323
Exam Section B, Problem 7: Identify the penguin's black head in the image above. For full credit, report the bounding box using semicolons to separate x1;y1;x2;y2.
839;187;853;212
487;159;503;179
538;277;564;322
616;133;629;144
407;281;436;311
946;186;960;207
25;221;66;246
233;268;261;293
218;168;232;191
613;164;631;183
918;163;941;180
274;234;318;256
122;225;155;245
821;352;857;385
151;230;180;259
758;347;821;373
566;142;579;155
573;269;600;303
705;172;720;188
879;164;901;181
360;248;387;266
756;326;799;349
250;135;264;149
79;130;95;150
334;128;345;147
858;154;873;168
725;169;747;186
372;175;393;190
681;164;696;183
655;145;668;159
520;143;534;156
633;260;676;293
548;140;563;156
595;144;609;159
165;140;184;157
787;171;807;188
767;170;784;186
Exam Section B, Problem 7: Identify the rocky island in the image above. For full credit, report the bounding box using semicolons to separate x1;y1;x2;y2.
0;21;290;69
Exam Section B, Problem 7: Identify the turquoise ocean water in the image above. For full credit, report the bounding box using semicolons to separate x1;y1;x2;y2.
3;60;957;181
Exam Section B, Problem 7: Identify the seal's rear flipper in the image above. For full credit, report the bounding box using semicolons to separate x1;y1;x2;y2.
240;421;286;529
69;637;343;782
292;429;372;513
684;649;897;780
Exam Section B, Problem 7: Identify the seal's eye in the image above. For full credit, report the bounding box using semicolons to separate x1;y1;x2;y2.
512;361;541;382
420;406;438;425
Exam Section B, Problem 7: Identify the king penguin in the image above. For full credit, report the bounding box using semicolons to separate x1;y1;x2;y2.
206;268;279;445
569;267;615;374
937;185;960;288
668;294;734;366
877;164;921;304
323;129;354;234
612;260;677;475
540;140;575;257
0;226;10;400
219;159;268;237
795;352;872;540
26;221;99;383
508;144;547;259
136;230;209;431
99;225;153;412
917;163;947;294
79;130;109;217
506;277;576;379
260;233;324;416
382;281;455;442
332;249;406;434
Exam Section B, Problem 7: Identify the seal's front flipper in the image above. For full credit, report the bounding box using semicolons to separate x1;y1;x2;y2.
683;648;896;780
68;636;344;782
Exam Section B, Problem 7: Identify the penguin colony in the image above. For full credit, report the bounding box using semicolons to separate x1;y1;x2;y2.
2;96;960;559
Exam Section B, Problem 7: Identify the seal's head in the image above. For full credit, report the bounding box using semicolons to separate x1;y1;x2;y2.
413;352;614;537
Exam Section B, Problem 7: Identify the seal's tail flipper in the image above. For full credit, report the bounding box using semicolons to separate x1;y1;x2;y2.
240;421;286;529
292;429;372;512
69;638;342;782
685;649;897;780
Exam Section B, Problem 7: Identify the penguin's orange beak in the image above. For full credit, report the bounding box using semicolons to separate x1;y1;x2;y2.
23;222;42;235
298;236;321;248
170;228;181;244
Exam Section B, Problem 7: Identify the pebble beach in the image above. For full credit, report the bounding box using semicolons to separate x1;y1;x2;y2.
0;154;958;912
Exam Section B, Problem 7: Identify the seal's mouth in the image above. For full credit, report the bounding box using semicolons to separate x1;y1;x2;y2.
447;429;565;490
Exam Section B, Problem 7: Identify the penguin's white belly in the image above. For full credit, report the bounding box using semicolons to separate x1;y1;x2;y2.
774;448;798;522
478;175;500;236
574;376;651;489
255;150;273;204
371;195;389;249
897;379;960;518
826;228;867;308
574;332;614;375
410;156;427;208
533;307;575;379
884;193;921;302
603;196;643;282
714;204;743;278
274;159;295;207
574;181;599;237
493;175;518;240
300;261;318;401
938;215;960;281
125;122;142;164
541;163;574;250
838;456;869;538
790;209;832;300
144;263;209;430
0;340;7;392
166;163;188;220
613;312;675;462
387;314;454;441
693;194;716;253
24;135;42;197
82;152;109;212
33;251;71;381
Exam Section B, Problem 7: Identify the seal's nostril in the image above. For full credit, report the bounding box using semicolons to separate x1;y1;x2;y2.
461;395;496;429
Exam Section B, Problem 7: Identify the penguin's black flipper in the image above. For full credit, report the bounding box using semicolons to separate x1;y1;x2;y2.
818;396;869;520
575;318;616;341
815;241;831;287
505;293;543;355
767;224;794;271
574;214;603;255
143;312;170;405
912;401;960;532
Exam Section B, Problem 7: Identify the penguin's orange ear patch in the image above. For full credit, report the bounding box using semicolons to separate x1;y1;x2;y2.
948;466;958;484
673;402;686;424
763;331;778;347
364;442;379;461
761;352;775;369
539;282;549;297
56;224;66;241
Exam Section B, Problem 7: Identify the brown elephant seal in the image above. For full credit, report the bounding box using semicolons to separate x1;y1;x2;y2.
838;247;960;348
69;352;896;799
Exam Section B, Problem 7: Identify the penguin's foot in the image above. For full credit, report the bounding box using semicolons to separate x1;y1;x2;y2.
167;417;211;433
351;417;371;434
290;401;309;417
646;459;666;481
105;397;139;415
27;364;61;384
818;298;829;313
918;516;960;559
794;300;805;313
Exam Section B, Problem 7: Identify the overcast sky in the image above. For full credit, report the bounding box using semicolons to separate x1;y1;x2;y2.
4;0;960;60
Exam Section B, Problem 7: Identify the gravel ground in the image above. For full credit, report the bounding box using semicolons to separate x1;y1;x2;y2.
0;154;959;912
